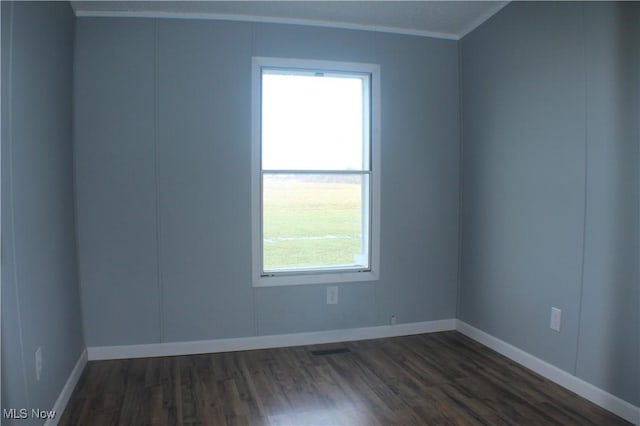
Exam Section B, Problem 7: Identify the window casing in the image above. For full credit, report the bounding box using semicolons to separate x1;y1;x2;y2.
251;57;380;287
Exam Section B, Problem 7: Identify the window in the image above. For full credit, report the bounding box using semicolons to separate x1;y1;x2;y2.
252;57;380;286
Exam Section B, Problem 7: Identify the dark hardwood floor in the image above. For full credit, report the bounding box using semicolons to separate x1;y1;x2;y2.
59;331;631;425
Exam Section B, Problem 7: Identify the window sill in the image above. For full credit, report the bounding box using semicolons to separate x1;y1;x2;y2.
253;269;379;287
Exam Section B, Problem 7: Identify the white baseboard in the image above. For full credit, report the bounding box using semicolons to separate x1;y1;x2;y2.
87;319;456;361
456;320;640;425
46;348;87;426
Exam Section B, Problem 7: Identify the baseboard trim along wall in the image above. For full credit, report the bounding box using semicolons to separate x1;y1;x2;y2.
456;320;640;425
46;349;87;426
87;319;457;360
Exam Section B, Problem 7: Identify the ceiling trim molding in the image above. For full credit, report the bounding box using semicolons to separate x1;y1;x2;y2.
73;10;461;40
458;1;509;39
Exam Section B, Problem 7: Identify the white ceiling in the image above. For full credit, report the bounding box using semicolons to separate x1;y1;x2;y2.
71;1;509;40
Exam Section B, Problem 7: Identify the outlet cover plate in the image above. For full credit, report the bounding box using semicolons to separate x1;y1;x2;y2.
327;286;338;304
550;307;562;332
35;347;43;381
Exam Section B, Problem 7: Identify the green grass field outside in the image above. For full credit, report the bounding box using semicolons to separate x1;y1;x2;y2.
263;177;364;270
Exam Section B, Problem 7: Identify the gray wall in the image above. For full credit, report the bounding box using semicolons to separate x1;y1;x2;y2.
1;1;85;423
459;1;639;406
74;19;461;346
576;2;639;406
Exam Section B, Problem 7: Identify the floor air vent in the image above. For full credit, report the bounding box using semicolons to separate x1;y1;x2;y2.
309;348;351;356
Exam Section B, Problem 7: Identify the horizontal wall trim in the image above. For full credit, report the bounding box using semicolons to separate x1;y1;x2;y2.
46;348;87;426
73;10;460;40
456;320;640;425
87;319;456;360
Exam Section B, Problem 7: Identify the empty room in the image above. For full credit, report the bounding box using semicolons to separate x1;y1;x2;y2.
2;1;639;425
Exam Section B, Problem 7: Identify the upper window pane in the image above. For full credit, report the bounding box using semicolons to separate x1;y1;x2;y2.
261;70;369;171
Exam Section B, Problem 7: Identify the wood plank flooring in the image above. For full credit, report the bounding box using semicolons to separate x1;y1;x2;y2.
59;331;631;425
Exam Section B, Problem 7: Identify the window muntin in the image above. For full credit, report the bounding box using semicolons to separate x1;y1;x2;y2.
252;57;380;286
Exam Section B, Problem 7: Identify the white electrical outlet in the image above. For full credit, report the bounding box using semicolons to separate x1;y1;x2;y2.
327;286;338;304
35;347;43;381
550;307;562;332
390;315;397;326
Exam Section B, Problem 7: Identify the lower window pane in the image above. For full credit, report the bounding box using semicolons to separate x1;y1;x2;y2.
263;173;369;272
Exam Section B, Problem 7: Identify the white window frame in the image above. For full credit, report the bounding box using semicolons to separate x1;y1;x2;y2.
251;57;381;287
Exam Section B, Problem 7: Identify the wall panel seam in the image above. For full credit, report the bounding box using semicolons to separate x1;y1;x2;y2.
455;39;464;319
71;10;88;352
573;2;588;376
249;22;260;336
153;19;164;343
6;1;32;408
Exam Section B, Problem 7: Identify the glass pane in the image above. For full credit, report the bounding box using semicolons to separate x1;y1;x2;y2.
262;71;369;171
263;173;369;272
